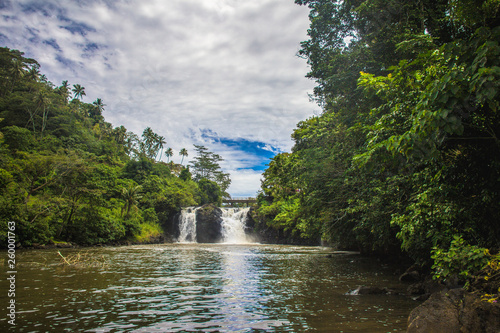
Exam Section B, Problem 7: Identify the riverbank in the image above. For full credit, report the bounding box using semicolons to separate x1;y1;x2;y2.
398;264;500;332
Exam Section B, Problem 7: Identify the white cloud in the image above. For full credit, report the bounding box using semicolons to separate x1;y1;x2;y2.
227;169;264;198
0;0;319;196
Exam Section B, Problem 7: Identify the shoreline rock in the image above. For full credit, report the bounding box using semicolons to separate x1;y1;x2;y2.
407;288;500;333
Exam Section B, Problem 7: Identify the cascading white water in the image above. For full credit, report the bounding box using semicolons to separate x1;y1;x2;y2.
176;206;252;244
177;207;199;243
220;207;251;244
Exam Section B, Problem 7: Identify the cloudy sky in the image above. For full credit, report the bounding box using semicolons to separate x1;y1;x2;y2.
0;0;319;197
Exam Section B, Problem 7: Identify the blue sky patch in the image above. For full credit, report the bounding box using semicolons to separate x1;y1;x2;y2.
55;54;75;67
43;38;61;51
20;2;59;17
201;129;280;171
59;18;96;36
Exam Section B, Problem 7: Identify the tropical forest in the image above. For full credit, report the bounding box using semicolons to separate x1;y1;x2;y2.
256;0;500;275
1;0;499;331
0;47;230;247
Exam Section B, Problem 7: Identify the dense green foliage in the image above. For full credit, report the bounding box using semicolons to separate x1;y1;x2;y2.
0;48;227;247
257;0;500;267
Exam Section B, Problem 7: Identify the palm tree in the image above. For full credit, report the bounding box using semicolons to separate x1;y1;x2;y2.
91;98;105;119
58;80;70;102
179;148;188;165
113;125;127;144
36;91;51;136
139;127;154;158
9;58;26;92
121;185;142;218
10;58;25;81
72;84;86;101
26;65;40;81
155;135;166;161
165;148;173;162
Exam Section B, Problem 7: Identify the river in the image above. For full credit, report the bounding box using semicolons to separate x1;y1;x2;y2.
1;244;417;332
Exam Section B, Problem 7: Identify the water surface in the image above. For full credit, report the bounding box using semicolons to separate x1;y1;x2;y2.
1;244;417;332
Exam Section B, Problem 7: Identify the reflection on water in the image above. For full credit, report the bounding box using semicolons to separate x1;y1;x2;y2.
0;244;417;332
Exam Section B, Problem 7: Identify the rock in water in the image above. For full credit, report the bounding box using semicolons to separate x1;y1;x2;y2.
195;204;223;243
347;286;389;295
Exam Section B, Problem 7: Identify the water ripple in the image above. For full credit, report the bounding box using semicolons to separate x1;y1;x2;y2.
2;244;417;332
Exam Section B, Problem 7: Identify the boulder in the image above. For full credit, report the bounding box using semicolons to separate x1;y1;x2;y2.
407;288;500;333
460;292;500;332
407;289;463;333
195;204;223;243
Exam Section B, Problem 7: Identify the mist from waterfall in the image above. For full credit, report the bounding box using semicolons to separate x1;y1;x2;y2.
177;207;252;244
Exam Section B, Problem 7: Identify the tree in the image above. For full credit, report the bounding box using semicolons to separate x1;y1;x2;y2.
179;167;192;182
198;178;222;205
179;148;188;165
72;84;86;101
124;131;140;157
57;80;70;101
113;125;127;145
0;46;215;247
139;127;163;160
189;144;231;195
156;135;166;161
0;47;38;96
26;65;40;82
121;185;142;218
256;0;500;260
165;147;173;162
26;90;51;136
90;98;105;120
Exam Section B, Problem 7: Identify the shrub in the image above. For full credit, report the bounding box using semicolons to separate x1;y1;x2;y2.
431;235;488;285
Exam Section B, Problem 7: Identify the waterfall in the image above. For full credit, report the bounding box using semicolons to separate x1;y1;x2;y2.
176;206;253;244
221;207;251;244
177;207;199;243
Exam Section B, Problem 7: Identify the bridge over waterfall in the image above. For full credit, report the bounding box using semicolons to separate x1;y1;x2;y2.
222;197;257;207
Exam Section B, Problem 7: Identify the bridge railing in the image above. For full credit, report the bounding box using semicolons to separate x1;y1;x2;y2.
224;197;257;201
222;197;257;207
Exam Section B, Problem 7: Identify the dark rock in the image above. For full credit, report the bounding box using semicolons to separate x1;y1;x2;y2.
195;204;223;243
460;292;500;333
408;289;463;333
407;279;446;296
245;207;257;230
400;265;421;282
347;286;389;295
400;270;420;282
407;289;500;333
242;208;258;241
163;210;181;240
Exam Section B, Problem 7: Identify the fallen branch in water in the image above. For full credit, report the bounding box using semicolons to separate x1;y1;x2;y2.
57;250;107;268
57;251;71;265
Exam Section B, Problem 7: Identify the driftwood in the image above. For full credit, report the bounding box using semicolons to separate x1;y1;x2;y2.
57;250;107;268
